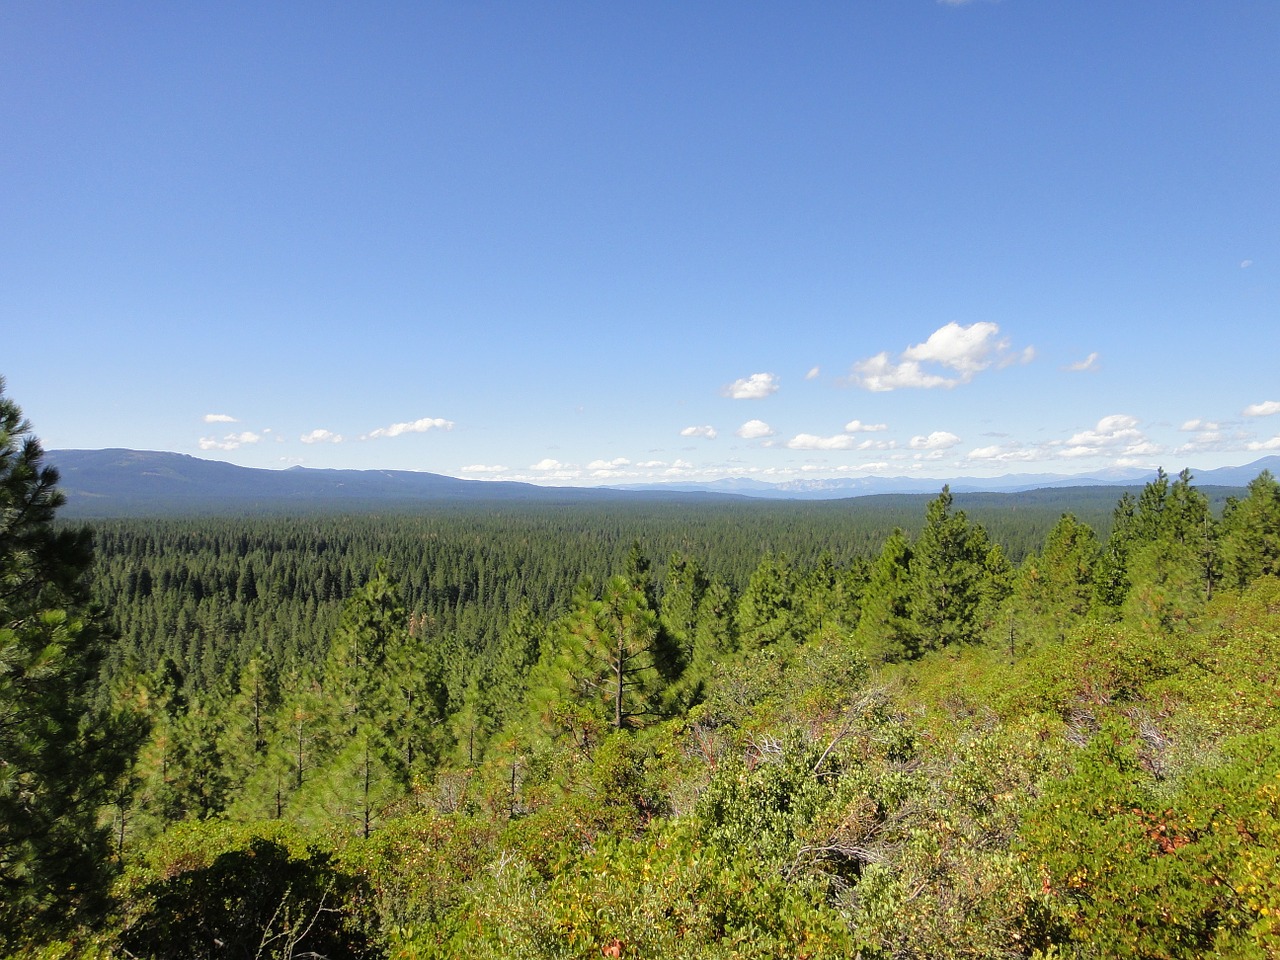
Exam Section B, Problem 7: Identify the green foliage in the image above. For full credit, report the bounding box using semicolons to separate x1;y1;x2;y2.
0;380;140;945
735;553;799;651
1018;727;1280;958
17;449;1280;956
535;575;673;733
116;819;373;959
906;487;995;653
1012;512;1099;645
1220;470;1280;589
854;529;914;662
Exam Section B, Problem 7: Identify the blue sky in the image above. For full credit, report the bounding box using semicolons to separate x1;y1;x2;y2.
3;2;1277;485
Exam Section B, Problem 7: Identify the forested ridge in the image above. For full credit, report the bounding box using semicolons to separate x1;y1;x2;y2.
5;377;1280;958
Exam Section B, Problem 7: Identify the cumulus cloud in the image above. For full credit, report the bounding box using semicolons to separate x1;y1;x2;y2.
681;425;718;440
786;433;857;451
805;366;821;380
363;417;454;440
722;372;779;399
737;419;775;439
1244;400;1280;417
1056;414;1159;459
909;431;961;451
531;458;566;471
902;322;1009;376
1066;352;1100;372
1247;435;1280;451
850;322;1030;391
198;431;262;451
300;429;343;444
203;413;238;423
851;353;954;392
844;419;888;433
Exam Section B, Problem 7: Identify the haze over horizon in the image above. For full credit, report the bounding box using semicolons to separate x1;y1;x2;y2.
4;3;1277;487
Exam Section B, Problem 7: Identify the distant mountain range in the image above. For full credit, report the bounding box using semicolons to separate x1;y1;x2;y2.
609;456;1280;500
46;449;683;516
45;448;1279;516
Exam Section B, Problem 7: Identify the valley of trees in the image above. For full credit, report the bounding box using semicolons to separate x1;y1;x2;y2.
4;376;1280;958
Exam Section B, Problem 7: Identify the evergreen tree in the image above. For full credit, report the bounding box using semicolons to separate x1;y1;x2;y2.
540;575;670;733
854;529;914;661
1094;491;1139;614
1013;513;1099;644
0;379;139;941
217;657;279;794
1111;469;1217;629
658;552;709;667
1219;470;1280;589
905;487;991;653
735;553;798;650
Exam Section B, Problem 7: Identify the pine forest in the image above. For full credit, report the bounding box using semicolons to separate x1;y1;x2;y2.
5;379;1280;960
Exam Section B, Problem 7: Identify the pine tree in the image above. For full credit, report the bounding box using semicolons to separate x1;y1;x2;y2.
0;378;139;941
307;563;441;834
905;487;991;653
1219;470;1280;589
217;657;279;794
1013;513;1099;644
539;575;671;734
854;529;914;661
735;553;798;650
1109;469;1217;629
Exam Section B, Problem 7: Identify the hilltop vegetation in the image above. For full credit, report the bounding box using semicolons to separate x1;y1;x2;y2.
4;377;1280;958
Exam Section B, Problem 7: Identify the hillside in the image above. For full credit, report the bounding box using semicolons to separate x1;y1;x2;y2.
46;447;1272;517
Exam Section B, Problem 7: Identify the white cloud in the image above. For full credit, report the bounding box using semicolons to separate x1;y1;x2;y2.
1066;352;1100;372
1175;432;1229;455
300;428;343;444
805;366;821;380
203;413;238;423
909;431;961;451
737;419;775;439
1241;259;1254;268
1244;400;1280;417
531;458;566;471
851;353;954;392
198;431;262;451
967;444;1036;462
786;433;857;451
363;417;454;440
902;321;1008;376
857;438;896;451
681;425;718;440
1247;435;1280;451
460;464;509;474
1181;419;1219;432
1056;414;1159;459
850;322;1029;392
588;457;632;471
722;372;779;399
844;419;888;433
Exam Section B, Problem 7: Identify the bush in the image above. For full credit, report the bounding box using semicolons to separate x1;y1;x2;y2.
116;819;374;960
